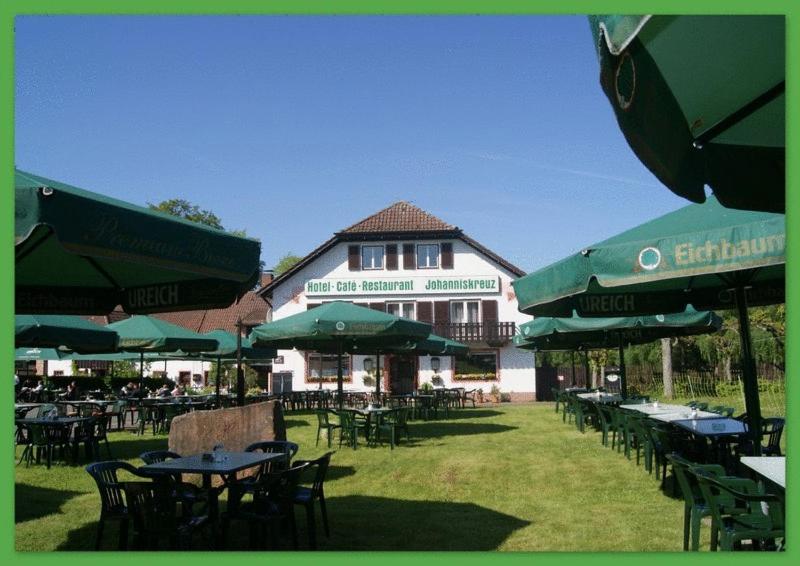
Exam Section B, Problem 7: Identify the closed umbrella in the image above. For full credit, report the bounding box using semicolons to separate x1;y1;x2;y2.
107;316;218;392
588;15;785;212
15;314;119;353
512;197;784;453
250;302;431;408
15;169;262;314
513;309;722;397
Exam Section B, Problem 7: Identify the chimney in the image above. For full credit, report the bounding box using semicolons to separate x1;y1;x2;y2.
259;271;274;288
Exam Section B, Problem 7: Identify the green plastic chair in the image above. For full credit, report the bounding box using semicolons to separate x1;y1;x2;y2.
667;454;730;551
337;410;367;450
594;403;615;447
315;410;341;448
551;388;561;413
692;469;784;551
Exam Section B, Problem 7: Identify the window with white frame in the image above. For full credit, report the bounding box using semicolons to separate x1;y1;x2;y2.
450;300;480;323
386;302;416;320
307;353;352;383
454;351;498;381
416;244;439;269
361;245;384;270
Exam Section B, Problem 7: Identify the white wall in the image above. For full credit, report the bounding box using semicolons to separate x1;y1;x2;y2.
269;237;536;394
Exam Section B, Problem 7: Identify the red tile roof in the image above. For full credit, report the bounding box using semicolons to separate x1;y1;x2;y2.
338;201;458;234
82;290;269;334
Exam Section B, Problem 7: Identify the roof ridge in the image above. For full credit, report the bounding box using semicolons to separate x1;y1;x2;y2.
337;201;457;234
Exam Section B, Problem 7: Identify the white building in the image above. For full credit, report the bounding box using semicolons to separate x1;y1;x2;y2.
259;202;537;400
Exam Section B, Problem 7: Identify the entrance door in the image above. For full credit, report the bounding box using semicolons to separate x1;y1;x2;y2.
388;355;417;395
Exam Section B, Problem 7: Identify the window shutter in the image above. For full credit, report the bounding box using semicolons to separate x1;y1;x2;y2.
417;301;433;324
434;301;449;335
386;244;398;270
348;245;361;271
369;302;385;312
482;300;498;322
307;303;321;311
441;242;454;269
402;244;416;270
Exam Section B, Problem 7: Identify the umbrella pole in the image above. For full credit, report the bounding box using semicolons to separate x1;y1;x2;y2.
734;287;762;456
216;355;221;408
618;332;628;399
375;350;381;401
337;341;344;410
570;351;576;387
236;318;244;407
139;352;144;393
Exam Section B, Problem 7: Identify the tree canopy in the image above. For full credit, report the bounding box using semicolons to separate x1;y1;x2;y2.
148;198;224;229
274;253;302;276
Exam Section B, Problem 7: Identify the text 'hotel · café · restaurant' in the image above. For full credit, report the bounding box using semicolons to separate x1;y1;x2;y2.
259;202;537;399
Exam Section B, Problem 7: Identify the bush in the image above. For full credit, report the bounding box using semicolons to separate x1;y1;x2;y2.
500;392;512;402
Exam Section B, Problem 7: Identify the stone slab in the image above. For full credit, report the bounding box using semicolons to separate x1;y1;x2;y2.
167;400;286;486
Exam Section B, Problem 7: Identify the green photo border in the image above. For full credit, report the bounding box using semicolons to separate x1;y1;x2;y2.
2;1;796;565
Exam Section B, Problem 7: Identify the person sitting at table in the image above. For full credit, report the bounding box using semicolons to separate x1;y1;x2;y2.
156;383;172;397
119;382;132;398
65;380;80;401
171;383;184;397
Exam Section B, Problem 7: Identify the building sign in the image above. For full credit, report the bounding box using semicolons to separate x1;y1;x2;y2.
305;275;501;297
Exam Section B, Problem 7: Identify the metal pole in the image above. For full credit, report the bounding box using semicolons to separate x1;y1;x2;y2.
618;332;628;399
216;355;222;408
236;318;244;407
375;350;381;399
336;341;344;410
139;351;144;393
734;286;762;456
570;350;576;387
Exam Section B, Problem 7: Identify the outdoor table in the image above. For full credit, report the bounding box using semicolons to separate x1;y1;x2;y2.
672;417;749;470
740;456;785;489
140;450;286;545
649;409;722;423
577;392;622;404
620;402;689;415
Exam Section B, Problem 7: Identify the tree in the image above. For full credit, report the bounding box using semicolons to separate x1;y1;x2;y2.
148;199;224;229
274;253;302;276
661;338;674;399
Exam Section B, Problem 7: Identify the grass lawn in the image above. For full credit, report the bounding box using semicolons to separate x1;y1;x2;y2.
16;402;730;551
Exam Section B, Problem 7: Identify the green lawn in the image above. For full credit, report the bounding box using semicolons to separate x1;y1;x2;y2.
16;403;732;551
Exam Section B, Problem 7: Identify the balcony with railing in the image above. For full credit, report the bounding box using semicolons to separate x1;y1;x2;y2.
433;321;516;347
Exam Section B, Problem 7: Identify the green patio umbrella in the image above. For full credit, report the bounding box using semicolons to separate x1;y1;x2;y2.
15;347;69;361
250;302;431;408
513;309;722;397
589;16;785;213
15;314;119;354
15;169;262;315
512;197;784;453
106;315;219;391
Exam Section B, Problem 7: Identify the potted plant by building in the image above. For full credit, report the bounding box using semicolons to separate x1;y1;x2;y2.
420;381;434;394
490;384;501;403
476;388;484;403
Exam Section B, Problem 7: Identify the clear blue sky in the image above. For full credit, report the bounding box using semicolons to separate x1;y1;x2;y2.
15;15;692;274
